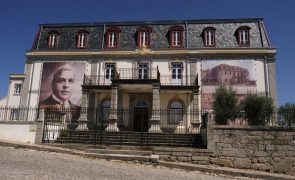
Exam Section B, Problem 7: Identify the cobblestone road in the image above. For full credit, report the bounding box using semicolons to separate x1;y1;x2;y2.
0;146;253;180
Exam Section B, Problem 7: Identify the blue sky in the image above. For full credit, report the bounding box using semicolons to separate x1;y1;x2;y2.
0;0;293;106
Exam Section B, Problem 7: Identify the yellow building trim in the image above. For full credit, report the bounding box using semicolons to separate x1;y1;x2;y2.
26;48;276;56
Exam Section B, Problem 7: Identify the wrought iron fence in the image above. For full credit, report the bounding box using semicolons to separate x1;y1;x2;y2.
160;75;198;86
42;107;208;146
0;107;39;121
42;108;206;133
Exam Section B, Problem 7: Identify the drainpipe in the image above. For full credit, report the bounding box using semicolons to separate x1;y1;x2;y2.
185;21;188;48
102;24;106;49
264;56;270;97
186;56;189;85
27;62;35;107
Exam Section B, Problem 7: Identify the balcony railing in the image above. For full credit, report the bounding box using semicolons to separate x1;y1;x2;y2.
83;68;198;86
160;75;198;86
115;68;159;80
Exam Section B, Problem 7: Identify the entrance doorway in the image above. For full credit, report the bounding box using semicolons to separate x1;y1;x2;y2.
133;101;149;132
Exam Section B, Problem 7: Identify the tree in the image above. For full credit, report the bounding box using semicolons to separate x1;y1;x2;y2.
241;94;274;126
278;102;295;126
212;86;239;125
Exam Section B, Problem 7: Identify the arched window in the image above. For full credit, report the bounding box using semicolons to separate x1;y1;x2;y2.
136;26;152;47
106;27;121;48
169;101;184;123
101;100;111;121
76;30;89;48
135;101;148;108
202;27;216;47
236;26;250;47
47;31;60;49
169;26;184;47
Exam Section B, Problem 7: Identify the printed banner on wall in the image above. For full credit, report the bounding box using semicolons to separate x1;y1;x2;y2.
39;62;86;108
201;60;257;109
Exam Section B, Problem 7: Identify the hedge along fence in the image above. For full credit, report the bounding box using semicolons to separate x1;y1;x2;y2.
207;125;295;175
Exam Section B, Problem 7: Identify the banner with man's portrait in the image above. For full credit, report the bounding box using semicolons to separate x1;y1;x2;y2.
39;62;86;108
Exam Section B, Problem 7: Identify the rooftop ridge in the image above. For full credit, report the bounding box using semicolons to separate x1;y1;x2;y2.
40;17;264;28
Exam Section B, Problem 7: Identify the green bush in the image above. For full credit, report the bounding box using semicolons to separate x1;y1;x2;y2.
278;102;295;126
213;86;239;125
241;94;274;126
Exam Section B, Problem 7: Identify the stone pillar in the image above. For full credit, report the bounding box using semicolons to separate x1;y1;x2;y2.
191;89;200;133
35;109;45;144
77;90;89;130
105;84;119;132
148;83;162;133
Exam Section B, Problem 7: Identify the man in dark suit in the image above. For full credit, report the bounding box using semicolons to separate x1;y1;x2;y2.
39;65;80;129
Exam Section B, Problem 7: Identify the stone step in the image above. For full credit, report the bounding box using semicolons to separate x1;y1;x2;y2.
85;148;152;156
84;153;159;163
83;148;158;163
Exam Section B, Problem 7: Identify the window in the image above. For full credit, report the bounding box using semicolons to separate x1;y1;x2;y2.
236;26;250;46
203;27;216;47
47;32;59;48
169;101;183;123
105;63;115;80
138;63;148;79
169;26;184;47
171;63;182;80
76;31;88;48
137;26;152;47
106;27;121;48
101;100;111;121
14;84;22;94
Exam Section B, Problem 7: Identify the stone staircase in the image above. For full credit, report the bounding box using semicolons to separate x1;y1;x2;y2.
54;130;204;148
84;148;158;163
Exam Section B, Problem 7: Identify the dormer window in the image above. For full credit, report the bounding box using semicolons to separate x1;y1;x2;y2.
169;26;184;47
106;27;121;48
14;84;22;94
137;26;152;47
202;27;216;47
76;30;88;48
47;32;59;48
236;26;250;47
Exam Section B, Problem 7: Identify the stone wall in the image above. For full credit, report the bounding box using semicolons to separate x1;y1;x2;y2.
210;126;295;175
154;148;212;165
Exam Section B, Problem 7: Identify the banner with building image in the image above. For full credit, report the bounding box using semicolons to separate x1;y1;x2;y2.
201;60;257;109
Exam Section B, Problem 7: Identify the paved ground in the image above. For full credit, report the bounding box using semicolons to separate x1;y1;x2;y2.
0;146;253;180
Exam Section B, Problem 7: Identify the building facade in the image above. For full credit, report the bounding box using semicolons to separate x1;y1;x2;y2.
5;18;277;133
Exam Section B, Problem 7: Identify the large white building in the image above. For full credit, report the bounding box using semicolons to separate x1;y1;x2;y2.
2;18;277;135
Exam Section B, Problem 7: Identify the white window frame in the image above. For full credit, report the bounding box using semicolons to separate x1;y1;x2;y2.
108;32;117;47
77;33;87;48
172;31;180;46
169;101;183;123
105;63;115;80
14;84;22;94
239;29;249;45
48;34;58;48
138;63;148;79
171;63;182;80
205;30;214;46
140;31;148;46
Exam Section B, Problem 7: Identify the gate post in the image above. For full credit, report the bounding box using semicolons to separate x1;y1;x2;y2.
149;83;162;133
105;84;119;132
35;109;45;144
190;89;201;133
